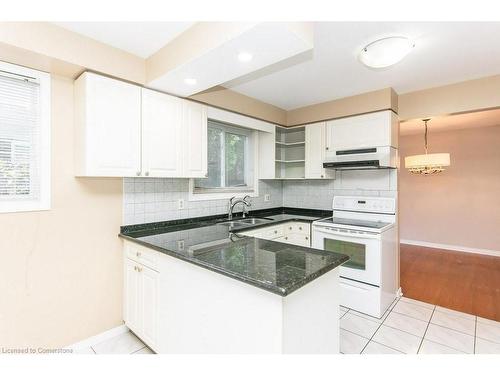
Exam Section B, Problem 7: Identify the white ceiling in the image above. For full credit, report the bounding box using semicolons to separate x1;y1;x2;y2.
400;108;500;136
226;22;500;109
54;22;195;58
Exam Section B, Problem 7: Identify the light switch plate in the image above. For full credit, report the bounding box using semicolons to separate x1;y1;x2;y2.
178;199;184;210
264;194;270;202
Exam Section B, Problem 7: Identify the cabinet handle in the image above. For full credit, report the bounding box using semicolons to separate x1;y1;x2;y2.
321;175;324;178
136;171;141;176
305;236;309;240
134;266;137;271
289;226;292;230
274;230;277;234
326;147;329;150
137;267;142;272
299;226;302;230
145;171;149;177
136;251;141;257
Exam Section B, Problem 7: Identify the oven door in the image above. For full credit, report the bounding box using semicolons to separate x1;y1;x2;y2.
312;225;381;286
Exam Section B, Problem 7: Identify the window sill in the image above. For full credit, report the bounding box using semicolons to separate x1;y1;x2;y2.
188;180;259;202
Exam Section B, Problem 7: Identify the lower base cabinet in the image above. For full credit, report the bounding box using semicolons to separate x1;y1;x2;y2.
240;221;311;247
124;254;159;351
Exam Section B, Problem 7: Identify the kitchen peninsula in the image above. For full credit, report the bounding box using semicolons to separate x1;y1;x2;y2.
119;208;348;354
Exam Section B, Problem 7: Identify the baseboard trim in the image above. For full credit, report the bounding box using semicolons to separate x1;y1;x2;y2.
400;239;500;258
66;324;129;350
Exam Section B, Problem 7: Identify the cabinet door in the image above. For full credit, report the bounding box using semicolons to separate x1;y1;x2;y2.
124;259;141;334
142;89;183;177
140;265;159;349
182;101;207;178
305;122;333;179
76;72;142;176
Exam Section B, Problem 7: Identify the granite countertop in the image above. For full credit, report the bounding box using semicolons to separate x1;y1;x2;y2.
119;207;349;297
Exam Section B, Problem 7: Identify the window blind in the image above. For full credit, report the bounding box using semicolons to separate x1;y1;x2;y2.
0;72;41;201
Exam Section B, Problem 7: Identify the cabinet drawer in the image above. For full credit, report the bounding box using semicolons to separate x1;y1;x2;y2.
285;233;311;247
284;222;310;234
125;241;158;271
258;226;284;239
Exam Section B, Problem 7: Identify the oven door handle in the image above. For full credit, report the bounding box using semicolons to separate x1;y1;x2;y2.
313;226;380;240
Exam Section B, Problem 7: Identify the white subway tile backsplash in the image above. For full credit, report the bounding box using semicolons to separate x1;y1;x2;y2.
123;170;397;225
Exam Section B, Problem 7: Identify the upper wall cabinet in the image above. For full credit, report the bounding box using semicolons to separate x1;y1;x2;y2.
74;72;142;177
305;122;335;179
74;72;208;178
325;110;399;159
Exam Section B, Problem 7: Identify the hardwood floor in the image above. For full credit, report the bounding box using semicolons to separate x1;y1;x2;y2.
400;244;500;321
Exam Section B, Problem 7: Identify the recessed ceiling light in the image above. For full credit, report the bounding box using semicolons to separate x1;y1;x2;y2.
184;78;197;85
237;52;253;62
359;36;415;69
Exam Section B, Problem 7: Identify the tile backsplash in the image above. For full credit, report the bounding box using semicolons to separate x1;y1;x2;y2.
123;170;397;225
123;178;283;225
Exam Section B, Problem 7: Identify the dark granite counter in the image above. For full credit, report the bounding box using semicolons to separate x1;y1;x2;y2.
119;207;348;296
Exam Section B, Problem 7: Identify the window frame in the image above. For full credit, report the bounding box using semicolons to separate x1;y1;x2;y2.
189;121;259;202
0;61;51;214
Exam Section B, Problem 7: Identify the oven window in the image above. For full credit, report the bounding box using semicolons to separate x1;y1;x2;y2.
324;239;366;270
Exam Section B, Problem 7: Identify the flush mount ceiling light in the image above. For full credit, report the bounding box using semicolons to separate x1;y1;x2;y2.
405;119;451;175
183;78;197;85
237;52;253;62
359;36;415;69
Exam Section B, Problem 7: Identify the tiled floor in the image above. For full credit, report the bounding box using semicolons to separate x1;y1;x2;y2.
340;297;500;354
74;297;500;354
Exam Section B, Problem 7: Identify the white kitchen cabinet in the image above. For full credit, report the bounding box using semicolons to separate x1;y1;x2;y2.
325;110;398;159
142;89;183;177
74;72;142;177
305;122;335;179
124;258;159;351
75;72;208;178
182;100;208;178
258;130;276;179
240;221;311;247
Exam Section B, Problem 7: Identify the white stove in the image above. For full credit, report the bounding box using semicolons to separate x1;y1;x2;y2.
312;196;399;318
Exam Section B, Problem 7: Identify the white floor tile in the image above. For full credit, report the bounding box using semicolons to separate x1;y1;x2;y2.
435;306;475;321
340;312;381;339
419;339;464;354
362;341;403;354
383;311;428;337
475;337;500;354
477;316;500;327
392;300;434;322
431;310;476;335
476;321;500;344
400;297;435;310
71;346;95;354
133;346;154;354
340;329;369;354
349;308;389;324
372;325;422;354
92;331;145;354
424;324;474;354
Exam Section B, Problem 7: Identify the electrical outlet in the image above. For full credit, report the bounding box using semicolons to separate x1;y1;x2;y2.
178;198;184;210
264;194;270;202
177;240;185;251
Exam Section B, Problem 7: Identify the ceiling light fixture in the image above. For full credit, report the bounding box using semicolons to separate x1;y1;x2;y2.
405;119;451;175
184;78;197;85
237;52;253;62
359;36;415;69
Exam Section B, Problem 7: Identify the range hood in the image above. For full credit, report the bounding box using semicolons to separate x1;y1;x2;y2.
323;146;398;170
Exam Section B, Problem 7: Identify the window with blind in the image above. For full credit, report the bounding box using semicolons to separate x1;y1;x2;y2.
0;62;51;213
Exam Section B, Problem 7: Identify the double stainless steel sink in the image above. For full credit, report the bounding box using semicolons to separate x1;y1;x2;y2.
217;217;273;230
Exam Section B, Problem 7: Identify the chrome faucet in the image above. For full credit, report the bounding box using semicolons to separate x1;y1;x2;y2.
228;195;252;220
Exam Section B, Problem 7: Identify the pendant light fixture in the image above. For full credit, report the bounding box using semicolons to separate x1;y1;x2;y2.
404;119;451;175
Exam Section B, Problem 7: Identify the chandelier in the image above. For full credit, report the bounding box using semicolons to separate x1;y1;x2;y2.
404;119;450;175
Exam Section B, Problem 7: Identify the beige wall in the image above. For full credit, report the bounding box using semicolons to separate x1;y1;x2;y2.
189;86;287;125
286;88;398;126
398;74;500;121
399;125;500;252
0;76;123;348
